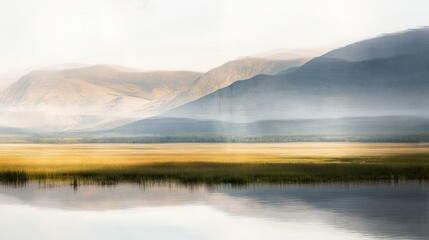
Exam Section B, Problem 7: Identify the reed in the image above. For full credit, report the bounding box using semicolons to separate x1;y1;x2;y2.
0;144;428;185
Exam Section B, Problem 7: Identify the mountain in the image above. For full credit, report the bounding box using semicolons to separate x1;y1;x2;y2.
0;126;33;136
0;56;308;131
164;28;429;122
0;65;202;130
102;116;429;137
165;57;309;109
323;28;429;61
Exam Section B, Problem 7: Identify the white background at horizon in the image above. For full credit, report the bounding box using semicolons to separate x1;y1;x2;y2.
1;0;429;87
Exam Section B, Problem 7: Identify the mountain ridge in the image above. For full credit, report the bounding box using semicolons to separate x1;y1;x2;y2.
0;57;307;131
164;28;429;122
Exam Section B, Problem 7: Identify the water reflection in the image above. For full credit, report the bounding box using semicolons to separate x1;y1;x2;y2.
0;182;427;240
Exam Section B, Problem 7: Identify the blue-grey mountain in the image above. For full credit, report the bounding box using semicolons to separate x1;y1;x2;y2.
165;28;429;122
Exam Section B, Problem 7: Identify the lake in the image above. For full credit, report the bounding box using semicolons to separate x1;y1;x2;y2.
0;182;427;240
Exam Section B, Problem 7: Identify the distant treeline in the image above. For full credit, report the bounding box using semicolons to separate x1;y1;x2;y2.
1;134;429;144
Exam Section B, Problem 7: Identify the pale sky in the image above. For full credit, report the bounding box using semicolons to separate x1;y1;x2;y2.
1;0;429;85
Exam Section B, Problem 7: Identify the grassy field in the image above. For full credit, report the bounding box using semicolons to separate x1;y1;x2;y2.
0;143;428;185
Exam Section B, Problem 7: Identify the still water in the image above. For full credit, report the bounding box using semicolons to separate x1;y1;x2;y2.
0;182;427;240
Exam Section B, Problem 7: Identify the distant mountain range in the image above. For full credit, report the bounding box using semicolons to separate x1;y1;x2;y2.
0;57;306;131
1;28;429;139
166;57;308;109
0;66;201;130
165;28;429;122
0;126;33;136
103;116;429;137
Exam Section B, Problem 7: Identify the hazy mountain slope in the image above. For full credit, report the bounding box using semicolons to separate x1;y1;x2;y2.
165;28;429;121
0;126;33;136
103;116;429;136
0;56;308;131
166;58;308;108
323;28;429;61
0;65;201;130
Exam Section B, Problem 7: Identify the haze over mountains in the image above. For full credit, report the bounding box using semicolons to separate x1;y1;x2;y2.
103;116;429;137
0;56;306;131
165;28;429;122
1;28;429;138
0;66;201;130
168;57;308;109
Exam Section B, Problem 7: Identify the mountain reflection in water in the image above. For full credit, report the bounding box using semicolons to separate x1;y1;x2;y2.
0;182;427;240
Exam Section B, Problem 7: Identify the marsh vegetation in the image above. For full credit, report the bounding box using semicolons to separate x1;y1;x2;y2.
0;143;428;185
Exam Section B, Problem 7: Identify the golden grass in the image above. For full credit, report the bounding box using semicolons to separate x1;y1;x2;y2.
0;143;428;184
